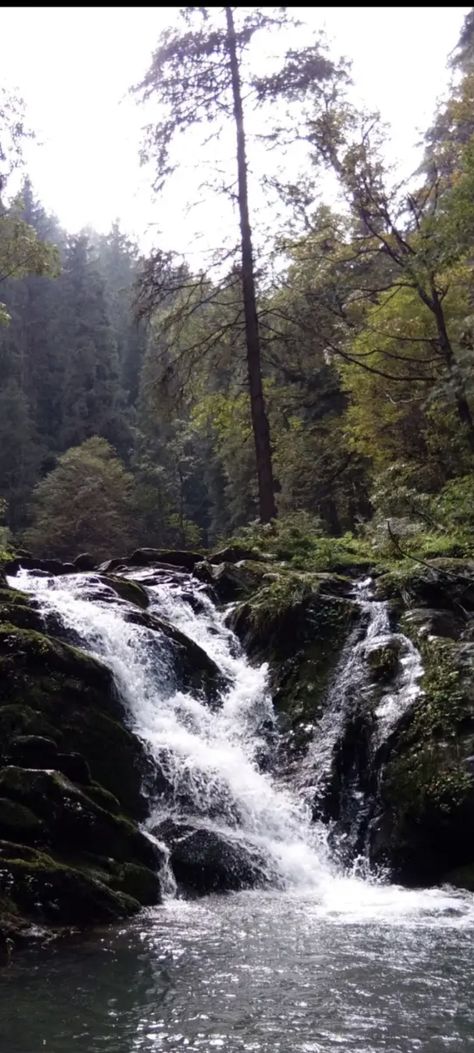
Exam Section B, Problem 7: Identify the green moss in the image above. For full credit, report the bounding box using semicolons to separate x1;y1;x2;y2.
383;638;474;832
0;705;59;746
0;843;141;924
101;575;149;610
367;643;400;682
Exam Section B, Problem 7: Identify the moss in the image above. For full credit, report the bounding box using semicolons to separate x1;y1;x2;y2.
0;767;157;869
0;843;141;924
0;587;29;605
0;797;42;838
84;782;122;815
379;635;474;877
101;575;149;610
0;705;59;748
107;861;160;904
367;643;400;682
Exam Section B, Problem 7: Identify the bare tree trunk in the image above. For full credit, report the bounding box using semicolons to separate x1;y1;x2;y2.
225;6;277;522
431;287;474;453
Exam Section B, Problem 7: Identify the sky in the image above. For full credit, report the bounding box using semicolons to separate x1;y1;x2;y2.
0;6;471;257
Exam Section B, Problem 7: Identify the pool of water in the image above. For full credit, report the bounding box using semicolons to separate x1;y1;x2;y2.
2;886;474;1053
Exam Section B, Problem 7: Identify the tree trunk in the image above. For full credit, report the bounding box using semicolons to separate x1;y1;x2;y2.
225;6;277;522
431;287;474;453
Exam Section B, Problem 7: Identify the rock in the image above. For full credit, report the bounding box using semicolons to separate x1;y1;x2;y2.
0;797;43;840
99;575;149;610
154;819;270;893
0;625;150;817
55;752;92;785
193;560;269;601
368;636;474;884
0;841;143;925
127;549;204;571
208;545;266;565
96;557;127;574
4;558;76;577
7;735;59;768
73;553;96;571
0;767;161;870
442;862;474;891
376;560;474;614
123;608;228;703
402;607;466;641
366;641;400;682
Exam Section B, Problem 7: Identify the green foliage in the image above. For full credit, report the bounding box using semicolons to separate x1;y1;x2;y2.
229;512;371;571
24;437;135;560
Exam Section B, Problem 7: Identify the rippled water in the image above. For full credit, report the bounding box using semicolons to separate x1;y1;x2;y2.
2;890;474;1053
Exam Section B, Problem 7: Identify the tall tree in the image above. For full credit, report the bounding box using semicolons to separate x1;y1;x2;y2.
135;7;337;523
58;233;127;453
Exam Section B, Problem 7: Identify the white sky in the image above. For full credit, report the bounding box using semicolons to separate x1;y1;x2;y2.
0;6;470;256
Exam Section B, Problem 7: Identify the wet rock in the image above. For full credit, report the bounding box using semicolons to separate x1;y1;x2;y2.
0;767;161;870
7;735;59;768
194;560;269;601
0;624;150;817
4;557;76;577
0;841;143;925
127;549;204;571
376;560;474;614
402;607;466;641
123;608;227;703
99;575;149;610
366;641;401;682
154;819;270;893
208;545;266;565
73;553;96;571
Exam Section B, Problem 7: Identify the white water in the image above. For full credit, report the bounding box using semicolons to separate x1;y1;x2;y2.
11;567;474;925
304;579;424;809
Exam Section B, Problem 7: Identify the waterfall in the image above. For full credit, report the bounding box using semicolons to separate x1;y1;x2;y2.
13;567;334;890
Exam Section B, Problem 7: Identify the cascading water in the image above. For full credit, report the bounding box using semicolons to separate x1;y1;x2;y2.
5;565;474;1053
13;566;333;890
11;565;474;917
298;577;425;859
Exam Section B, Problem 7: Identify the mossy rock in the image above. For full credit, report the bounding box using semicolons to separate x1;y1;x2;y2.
376;560;474;614
0;797;43;840
0;624;116;714
100;575;149;610
0;767;159;870
366;642;400;682
0;625;150;816
193;559;270;601
127;549;204;571
208;545;267;566
371;637;474;882
0;841;141;925
0;706;59;751
57;707;150;817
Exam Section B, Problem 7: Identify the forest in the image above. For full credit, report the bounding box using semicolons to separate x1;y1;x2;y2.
0;7;473;566
1;11;474;1050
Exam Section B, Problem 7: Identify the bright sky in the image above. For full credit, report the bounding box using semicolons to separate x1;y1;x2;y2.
0;6;470;256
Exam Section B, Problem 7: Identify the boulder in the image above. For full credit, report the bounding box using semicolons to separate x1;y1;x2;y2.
127;549;204;571
99;575;149;610
208;545;266;565
0;841;143;925
193;559;269;601
73;553;96;571
154;819;269;893
0;767;161;869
